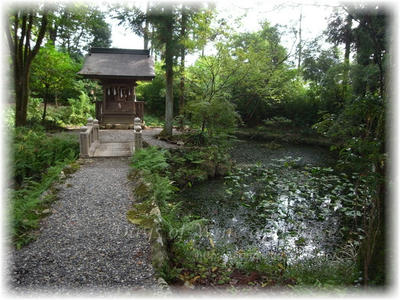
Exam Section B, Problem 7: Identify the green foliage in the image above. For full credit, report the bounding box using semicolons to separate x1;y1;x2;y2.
281;83;320;126
226;23;299;126
143;114;165;127
136;63;177;117
27;98;43;123
225;159;372;257
67;92;95;125
49;4;111;58
186;96;239;137
184;51;242;135
11;163;63;248
286;257;358;287
313;91;385;285
12;127;79;186
168;146;232;188
10;127;79;248
131;146;169;175
30;43;81;109
128;147;208;277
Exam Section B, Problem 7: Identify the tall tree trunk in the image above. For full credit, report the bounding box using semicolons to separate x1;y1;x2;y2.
150;26;155;57
297;9;303;75
49;20;58;44
163;14;174;136
178;8;187;129
144;1;149;50
7;9;48;127
42;87;49;122
343;14;352;102
14;70;30;127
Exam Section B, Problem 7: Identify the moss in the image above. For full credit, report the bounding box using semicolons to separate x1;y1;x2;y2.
63;161;81;175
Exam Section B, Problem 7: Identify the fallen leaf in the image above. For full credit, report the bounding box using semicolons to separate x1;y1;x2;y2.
209;237;215;248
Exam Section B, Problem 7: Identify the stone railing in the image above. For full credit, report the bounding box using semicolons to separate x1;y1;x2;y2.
134;117;143;151
80;117;99;158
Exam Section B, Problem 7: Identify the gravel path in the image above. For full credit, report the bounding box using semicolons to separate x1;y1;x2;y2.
142;128;181;149
8;158;166;296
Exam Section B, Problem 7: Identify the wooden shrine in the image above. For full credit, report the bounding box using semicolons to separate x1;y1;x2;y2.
78;48;155;127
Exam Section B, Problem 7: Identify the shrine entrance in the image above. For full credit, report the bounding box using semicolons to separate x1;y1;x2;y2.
95;79;144;127
78;48;155;128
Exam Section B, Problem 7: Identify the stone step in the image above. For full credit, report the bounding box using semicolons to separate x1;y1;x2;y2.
92;142;134;157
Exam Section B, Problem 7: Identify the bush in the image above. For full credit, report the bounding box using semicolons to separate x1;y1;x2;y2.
10;126;80;248
186;97;240;137
67;92;95;125
12;127;79;186
131;146;169;176
27;97;43;122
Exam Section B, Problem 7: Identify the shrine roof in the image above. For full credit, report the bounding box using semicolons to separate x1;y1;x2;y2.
78;48;155;80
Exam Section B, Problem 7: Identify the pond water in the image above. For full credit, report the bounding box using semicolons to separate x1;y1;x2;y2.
177;140;343;263
230;140;336;167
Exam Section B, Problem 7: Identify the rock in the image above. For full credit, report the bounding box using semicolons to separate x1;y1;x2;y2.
216;160;232;177
203;160;216;178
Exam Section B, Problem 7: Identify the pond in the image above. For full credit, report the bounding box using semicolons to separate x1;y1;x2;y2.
177;139;347;263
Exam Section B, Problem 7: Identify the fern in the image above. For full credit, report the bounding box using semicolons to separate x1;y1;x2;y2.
131;146;169;174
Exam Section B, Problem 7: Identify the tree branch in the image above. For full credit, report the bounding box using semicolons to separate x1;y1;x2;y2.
6;17;15;61
24;13;33;67
28;10;48;66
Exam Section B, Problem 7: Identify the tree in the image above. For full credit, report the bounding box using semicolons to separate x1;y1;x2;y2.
315;4;389;286
112;2;150;50
227;22;295;125
112;1;215;136
30;43;80;121
301;43;343;113
176;4;215;128
185;50;240;136
326;10;353;101
47;4;111;59
6;5;48;127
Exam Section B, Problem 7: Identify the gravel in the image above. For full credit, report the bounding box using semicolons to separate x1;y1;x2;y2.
142;128;180;149
8;157;167;296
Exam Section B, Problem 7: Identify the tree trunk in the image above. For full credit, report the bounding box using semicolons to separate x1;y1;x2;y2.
49;22;58;44
144;2;149;50
163;15;174;136
15;70;30;127
297;9;303;76
7;9;48;127
42;87;49;122
178;9;187;130
343;14;352;102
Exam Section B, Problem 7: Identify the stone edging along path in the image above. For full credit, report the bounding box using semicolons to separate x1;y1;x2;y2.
9;157;167;295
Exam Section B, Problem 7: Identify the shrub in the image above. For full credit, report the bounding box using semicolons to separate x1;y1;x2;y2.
10;127;80;248
67;92;95;125
12;127;79;186
131;146;169;176
27;97;43;122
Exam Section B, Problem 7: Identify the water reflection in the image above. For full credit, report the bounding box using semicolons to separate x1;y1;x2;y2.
177;141;340;263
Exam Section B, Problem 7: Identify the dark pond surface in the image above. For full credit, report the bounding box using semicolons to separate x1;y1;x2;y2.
177;140;342;263
230;140;336;167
